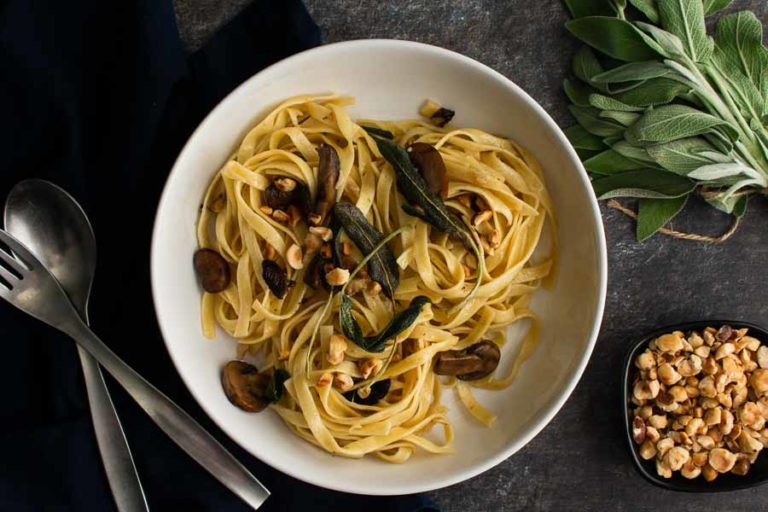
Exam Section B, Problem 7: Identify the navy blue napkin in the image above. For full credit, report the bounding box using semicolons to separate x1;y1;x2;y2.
0;1;437;510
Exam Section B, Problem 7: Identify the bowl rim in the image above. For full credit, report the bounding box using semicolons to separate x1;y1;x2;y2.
622;320;768;493
150;38;608;495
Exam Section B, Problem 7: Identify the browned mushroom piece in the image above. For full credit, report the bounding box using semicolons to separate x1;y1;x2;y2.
430;107;455;128
193;248;231;293
433;340;501;380
221;361;271;412
408;143;448;199
303;253;327;290
262;260;288;298
264;180;310;212
309;144;340;226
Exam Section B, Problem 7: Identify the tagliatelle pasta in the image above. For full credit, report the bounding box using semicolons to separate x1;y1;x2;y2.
196;94;556;462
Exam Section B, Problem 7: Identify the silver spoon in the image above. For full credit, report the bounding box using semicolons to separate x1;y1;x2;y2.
0;186;270;509
5;180;149;512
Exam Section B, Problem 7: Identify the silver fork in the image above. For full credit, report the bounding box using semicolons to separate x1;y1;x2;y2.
0;229;270;510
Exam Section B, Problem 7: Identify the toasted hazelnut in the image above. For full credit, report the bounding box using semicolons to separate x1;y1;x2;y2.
325;267;350;286
657;333;684;353
656;459;672;479
286;205;302;227
317;372;333;387
709;448;738;473
699;376;717;398
686;418;705;437
341;240;353;256
733;386;749;409
741;336;761;352
472;210;492;227
750;369;768;396
346;278;368;296
632;417;646;444
717;392;733;409
715;342;736;360
668;385;688;402
259;205;274;215
333;373;354;392
677;355;702;377
663;446;689;471
328;334;347;366
286;243;303;270
694;345;711;358
688;332;704;348
303;232;323;256
694;406;704;418
703;357;718;375
701;397;720;409
703;331;716;346
658;363;682;385
692;452;708;467
633;379;660;401
721;409;735;435
701;464;718;482
367;281;382;296
359;358;383;379
309;226;333;242
737;429;763;455
648;415;667;429
757;346;768;369
685;385;700;399
657;437;675;456
680;460;701;479
635;351;656;370
274;177;297;192
272;209;290;223
704;407;722;426
698;435;715;450
308;213;322;226
639;440;657;460
488;229;501;248
739;402;761;426
732;456;751;476
264;244;277;261
709;426;724;443
645;426;661;443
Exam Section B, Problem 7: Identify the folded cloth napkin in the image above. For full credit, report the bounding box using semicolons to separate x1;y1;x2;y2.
0;0;438;510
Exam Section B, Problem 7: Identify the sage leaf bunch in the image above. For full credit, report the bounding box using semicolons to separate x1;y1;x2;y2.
563;0;768;240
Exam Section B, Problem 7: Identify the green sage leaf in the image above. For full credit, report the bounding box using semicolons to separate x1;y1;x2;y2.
706;193;747;215
566;125;607;151
635;21;686;58
333;202;400;298
703;0;732;16
566;16;661;62
573;46;608;92
592;169;695;198
564;79;594;107
589;93;645;111
686;162;754;180
564;0;616;18
584;149;647;174
362;126;394;139
600;110;642;126
629;0;660;23
611;140;659;165
713;11;768;104
613;77;690;106
361;296;431;353
570;105;626;137
627;104;739;145
592;61;671;83
646;137;724;174
657;0;711;62
636;195;688;241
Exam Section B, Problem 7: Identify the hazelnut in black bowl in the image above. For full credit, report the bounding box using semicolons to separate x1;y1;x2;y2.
623;321;768;492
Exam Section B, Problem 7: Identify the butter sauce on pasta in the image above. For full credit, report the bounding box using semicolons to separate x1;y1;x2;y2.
196;95;556;462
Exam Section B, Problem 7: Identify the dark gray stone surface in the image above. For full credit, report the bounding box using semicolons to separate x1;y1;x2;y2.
173;1;768;510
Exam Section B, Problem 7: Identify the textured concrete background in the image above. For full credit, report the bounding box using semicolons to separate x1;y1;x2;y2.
173;1;768;510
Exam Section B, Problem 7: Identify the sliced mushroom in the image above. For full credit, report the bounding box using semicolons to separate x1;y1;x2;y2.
408;143;448;199
263;179;309;212
433;340;501;380
430;107;455;127
309;144;340;226
221;361;271;412
262;260;288;298
193;248;231;293
303;254;329;290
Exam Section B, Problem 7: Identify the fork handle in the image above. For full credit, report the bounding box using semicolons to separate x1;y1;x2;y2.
78;346;149;512
63;319;270;510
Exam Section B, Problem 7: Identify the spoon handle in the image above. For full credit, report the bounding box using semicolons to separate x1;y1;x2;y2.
78;347;150;512
62;319;270;510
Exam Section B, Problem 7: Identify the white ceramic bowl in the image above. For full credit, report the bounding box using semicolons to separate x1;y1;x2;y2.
151;39;607;495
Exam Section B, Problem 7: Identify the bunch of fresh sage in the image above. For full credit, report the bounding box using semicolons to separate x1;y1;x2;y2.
563;0;768;240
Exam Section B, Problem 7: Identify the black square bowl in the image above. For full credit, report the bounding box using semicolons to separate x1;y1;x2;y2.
623;320;768;492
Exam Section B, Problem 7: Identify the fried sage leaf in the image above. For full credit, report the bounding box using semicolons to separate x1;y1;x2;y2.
364;128;473;250
341;295;431;353
334;201;399;298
